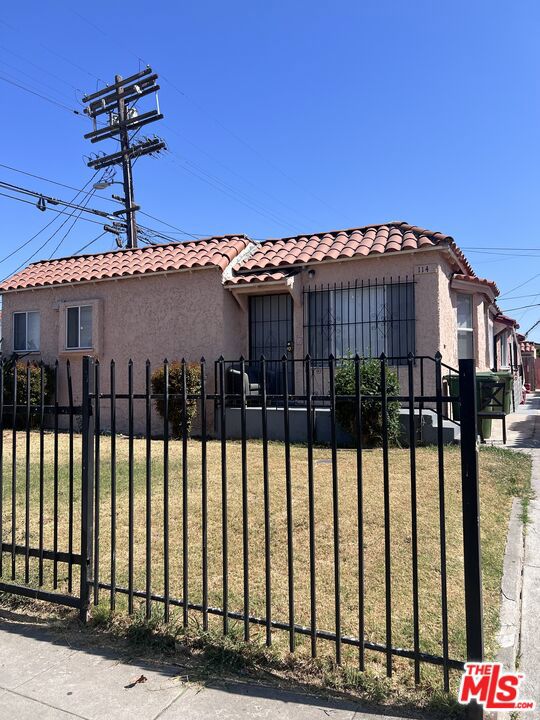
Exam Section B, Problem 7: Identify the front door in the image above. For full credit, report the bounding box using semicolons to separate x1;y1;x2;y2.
249;294;294;394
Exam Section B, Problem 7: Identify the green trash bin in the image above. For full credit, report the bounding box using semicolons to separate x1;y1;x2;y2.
475;371;498;440
492;371;513;414
444;371;495;438
444;373;461;421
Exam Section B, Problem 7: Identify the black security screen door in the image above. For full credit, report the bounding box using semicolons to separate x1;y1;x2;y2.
249;293;294;393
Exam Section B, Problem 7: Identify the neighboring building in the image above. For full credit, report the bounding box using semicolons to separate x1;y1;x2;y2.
519;336;539;392
0;221;508;431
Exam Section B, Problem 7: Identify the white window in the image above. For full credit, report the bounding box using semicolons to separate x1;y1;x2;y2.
500;332;509;367
487;311;494;368
66;305;93;349
13;311;40;352
457;294;474;359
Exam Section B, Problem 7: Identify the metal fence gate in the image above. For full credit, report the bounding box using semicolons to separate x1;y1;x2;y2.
0;358;93;619
0;354;484;718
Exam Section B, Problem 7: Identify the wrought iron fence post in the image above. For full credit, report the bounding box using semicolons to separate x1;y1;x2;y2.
459;359;484;720
80;356;95;623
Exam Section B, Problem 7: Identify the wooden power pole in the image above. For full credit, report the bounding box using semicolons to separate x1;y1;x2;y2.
82;68;165;249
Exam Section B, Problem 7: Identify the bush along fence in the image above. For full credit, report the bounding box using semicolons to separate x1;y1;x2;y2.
0;353;484;715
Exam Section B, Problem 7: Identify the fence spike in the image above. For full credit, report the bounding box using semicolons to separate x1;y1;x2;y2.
435;351;442;360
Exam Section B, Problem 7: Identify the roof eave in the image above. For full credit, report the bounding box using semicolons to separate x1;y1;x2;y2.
0;263;218;295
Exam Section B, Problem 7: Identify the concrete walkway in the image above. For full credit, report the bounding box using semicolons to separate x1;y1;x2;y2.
488;392;540;714
0;611;421;720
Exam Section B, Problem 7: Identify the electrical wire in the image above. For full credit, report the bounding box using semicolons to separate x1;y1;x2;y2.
500;303;540;313
73;231;107;255
0;163;115;200
49;188;99;258
0;43;84;93
163;122;320;228
0;59;81;107
0;164;212;239
0;173;101;272
0;73;83;116
0;179;111;219
497;293;540;301
501;272;540;296
0;18;104;84
165;151;299;232
66;9;340;217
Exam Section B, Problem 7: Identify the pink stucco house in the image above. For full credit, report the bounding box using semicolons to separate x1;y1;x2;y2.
0;221;519;431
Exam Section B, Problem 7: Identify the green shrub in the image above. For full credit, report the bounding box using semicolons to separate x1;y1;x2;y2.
151;361;201;437
334;357;400;446
2;360;55;428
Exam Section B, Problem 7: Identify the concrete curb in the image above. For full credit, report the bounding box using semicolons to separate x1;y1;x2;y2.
490;498;525;720
495;497;524;672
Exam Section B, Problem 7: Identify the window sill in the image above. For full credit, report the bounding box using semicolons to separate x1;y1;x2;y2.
60;348;94;355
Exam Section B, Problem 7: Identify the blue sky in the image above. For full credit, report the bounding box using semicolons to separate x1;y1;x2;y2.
1;1;540;337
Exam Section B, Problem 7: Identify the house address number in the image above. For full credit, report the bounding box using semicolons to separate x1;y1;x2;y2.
415;264;435;275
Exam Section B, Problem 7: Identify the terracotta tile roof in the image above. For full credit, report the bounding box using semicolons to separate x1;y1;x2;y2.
235;221;471;273
521;341;536;353
226;271;293;286
452;273;499;295
495;313;519;328
0;236;251;291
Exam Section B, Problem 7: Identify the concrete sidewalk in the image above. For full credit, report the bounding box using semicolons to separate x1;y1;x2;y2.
0;612;420;720
488;392;540;715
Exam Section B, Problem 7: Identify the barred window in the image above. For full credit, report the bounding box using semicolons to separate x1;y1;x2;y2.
304;280;415;361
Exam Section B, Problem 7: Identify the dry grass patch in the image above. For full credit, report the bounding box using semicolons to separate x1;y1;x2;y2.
0;432;531;707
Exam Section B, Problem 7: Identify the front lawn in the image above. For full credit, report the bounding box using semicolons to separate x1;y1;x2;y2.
0;432;531;706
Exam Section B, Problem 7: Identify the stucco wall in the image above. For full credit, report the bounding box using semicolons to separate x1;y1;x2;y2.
1;247;496;433
1;268;246;433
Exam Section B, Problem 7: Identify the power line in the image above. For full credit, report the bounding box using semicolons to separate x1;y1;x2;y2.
0;43;84;94
501;272;540;296
462;246;540;251
498;293;540;301
500;303;540;313
0;59;81;107
163;122;320;228
49;188;99;258
165;151;299;232
136;211;200;240
0;18;104;84
0;179;112;219
464;249;540;257
67;9;340;217
0;162;212;238
73;231;107;255
0;162;113;198
0;192;106;228
0;173;100;270
0;73;83;116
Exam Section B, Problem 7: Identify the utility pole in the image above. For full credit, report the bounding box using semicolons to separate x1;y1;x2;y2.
82;68;165;249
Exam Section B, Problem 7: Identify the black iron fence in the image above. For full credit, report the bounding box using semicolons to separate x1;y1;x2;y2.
0;353;483;707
